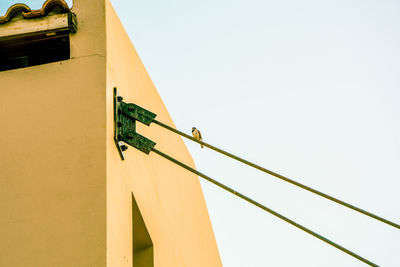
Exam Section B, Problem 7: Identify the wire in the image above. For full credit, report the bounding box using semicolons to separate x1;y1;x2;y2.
152;119;400;230
151;147;379;267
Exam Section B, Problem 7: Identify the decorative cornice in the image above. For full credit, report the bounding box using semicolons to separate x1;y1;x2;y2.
0;0;71;24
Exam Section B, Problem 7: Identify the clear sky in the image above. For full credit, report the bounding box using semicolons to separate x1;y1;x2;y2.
2;1;399;266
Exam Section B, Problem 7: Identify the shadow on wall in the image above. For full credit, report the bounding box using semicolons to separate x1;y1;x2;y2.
132;193;154;267
0;0;73;16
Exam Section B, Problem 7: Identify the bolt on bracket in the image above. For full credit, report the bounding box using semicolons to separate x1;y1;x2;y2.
114;87;157;160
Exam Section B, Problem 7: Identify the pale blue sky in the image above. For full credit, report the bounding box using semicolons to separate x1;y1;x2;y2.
2;1;399;266
111;1;400;266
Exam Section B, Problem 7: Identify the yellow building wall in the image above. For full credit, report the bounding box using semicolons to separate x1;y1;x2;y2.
105;1;222;266
0;56;107;267
0;1;107;266
0;0;221;266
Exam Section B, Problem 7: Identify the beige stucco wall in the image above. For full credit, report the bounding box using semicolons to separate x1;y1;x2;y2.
0;0;221;266
0;1;107;266
0;57;107;267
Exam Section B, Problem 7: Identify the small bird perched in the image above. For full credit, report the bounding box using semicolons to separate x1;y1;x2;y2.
192;127;203;148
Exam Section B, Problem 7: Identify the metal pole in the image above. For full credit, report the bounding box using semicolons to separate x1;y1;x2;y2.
152;119;400;230
151;147;379;267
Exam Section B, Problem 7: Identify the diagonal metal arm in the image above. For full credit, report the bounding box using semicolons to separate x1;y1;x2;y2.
151;119;400;230
151;147;379;267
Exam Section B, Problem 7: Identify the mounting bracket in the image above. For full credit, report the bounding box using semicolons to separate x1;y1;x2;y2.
114;88;157;160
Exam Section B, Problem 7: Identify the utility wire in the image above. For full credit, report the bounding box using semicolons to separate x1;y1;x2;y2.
151;147;379;267
152;119;400;230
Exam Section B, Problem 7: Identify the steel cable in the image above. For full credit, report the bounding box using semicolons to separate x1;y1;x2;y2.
151;147;379;267
152;119;400;230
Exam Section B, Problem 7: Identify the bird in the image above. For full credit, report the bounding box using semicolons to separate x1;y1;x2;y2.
191;127;203;148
